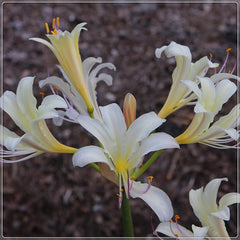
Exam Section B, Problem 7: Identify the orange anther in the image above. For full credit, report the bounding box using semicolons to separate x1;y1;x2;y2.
53;87;59;91
175;215;180;221
209;52;213;58
147;176;154;183
51;28;58;35
52;18;56;29
174;234;179;237
120;189;123;192
56;17;60;27
70;90;73;94
224;64;227;68
169;219;172;223
40;92;45;96
116;193;121;199
228;70;231;73
213;67;218;70
45;23;50;34
226;48;231;52
130;176;136;180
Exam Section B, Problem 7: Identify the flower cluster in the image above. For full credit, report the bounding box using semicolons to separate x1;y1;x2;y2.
1;17;239;238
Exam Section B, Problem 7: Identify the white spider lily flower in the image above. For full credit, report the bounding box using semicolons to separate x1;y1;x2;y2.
189;178;240;239
39;57;115;122
73;103;179;220
155;178;239;239
156;221;208;240
175;77;239;148
0;77;77;163
156;41;239;118
30;18;115;116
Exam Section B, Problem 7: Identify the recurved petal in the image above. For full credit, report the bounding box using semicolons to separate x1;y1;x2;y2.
219;192;240;208
192;225;209;240
37;95;68;120
211;206;230;221
181;80;201;98
73;146;111;168
214;79;237;113
16;76;37;118
77;114;114;152
211;72;240;83
100;103;127;141
203;178;228;210
126;112;165;144
155;221;194;239
129;132;179;169
213;104;240;129
156;41;192;60
130;181;173;222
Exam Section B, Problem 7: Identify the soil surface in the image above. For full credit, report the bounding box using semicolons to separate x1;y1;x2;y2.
2;1;238;238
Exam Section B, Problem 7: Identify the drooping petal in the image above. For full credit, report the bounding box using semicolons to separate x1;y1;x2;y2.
73;146;111;168
192;225;209;240
155;221;194;239
126;112;165;144
219;192;240;208
203;178;228;211
128;132;179;169
211;206;230;221
130;181;173;222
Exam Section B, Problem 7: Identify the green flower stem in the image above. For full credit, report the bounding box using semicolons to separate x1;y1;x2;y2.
134;150;163;179
121;190;135;238
90;163;100;172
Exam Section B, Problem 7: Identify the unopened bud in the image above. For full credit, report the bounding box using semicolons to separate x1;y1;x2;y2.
123;93;137;128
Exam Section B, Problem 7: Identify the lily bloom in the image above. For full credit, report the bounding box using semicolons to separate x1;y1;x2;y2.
155;178;240;239
0;77;77;163
30;18;115;117
156;41;239;119
73;103;179;220
175;77;239;149
190;178;240;239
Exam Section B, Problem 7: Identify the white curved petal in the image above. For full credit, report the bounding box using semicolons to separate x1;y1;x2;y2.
126;112;165;143
181;80;201;98
213;104;240;129
130;181;173;222
203;178;228;210
155;46;167;58
130;132;179;169
211;206;230;221
211;73;240;83
156;221;194;239
73;146;110;168
159;41;192;60
219;192;240;208
192;225;209;240
0;91;27;131
16;77;37;117
100;103;126;140
37;95;68;120
194;102;208;113
214;79;237;113
224;128;239;141
5;135;23;151
189;187;206;224
139;132;179;155
76;115;114;153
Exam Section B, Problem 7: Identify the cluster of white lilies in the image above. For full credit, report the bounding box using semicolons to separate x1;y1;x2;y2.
1;18;240;239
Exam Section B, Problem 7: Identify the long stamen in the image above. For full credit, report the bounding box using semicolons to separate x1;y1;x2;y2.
219;48;231;73
151;216;164;240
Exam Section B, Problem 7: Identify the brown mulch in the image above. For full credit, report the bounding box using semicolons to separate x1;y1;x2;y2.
2;2;238;238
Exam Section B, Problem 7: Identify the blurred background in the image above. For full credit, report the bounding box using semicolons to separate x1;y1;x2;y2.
2;1;238;238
